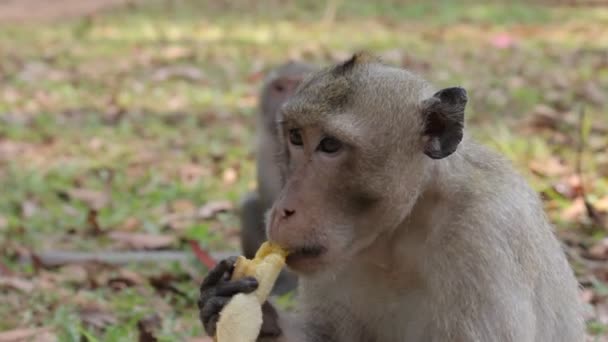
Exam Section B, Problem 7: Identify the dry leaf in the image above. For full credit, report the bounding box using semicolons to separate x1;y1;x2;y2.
118;217;141;231
0;276;34;293
0;327;54;342
79;306;117;329
222;168;238;185
588;239;608;260
108;268;146;290
137;314;162;342
529;157;570;177
68;188;110;210
21;199;38;218
171;199;196;214
109;232;176;250
561;197;586;222
0;215;7;231
595;197;608;212
57;264;89;285
198;200;233;219
152;65;205;82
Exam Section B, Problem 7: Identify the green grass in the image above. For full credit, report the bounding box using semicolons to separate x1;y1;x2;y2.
1;0;607;339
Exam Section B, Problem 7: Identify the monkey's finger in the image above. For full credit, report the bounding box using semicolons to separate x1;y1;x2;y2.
203;313;219;337
215;276;258;297
200;296;230;334
200;256;238;290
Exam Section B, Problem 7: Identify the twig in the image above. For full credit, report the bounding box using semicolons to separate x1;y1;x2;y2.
28;250;236;267
188;240;217;269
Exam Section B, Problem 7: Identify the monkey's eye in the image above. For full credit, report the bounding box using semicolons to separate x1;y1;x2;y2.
318;137;342;154
273;82;285;93
288;129;304;146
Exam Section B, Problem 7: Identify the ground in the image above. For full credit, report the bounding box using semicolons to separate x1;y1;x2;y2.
0;0;607;341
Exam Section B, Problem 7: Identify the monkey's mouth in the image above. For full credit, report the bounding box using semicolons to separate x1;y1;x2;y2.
286;245;327;266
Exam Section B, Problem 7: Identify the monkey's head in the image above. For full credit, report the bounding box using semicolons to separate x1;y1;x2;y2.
266;53;467;275
260;61;318;135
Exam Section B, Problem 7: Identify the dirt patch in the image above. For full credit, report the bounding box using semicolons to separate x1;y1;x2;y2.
0;0;135;22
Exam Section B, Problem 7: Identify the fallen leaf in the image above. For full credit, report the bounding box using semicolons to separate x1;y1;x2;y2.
152;65;205;82
529;157;570;177
222;168;238;185
0;276;34;293
0;327;54;342
118;217;141;231
587;239;608;260
21;199;38;218
107;268;146;290
179;163;210;186
171;199;197;214
197;200;233;219
490;33;516;49
561;197;586;222
595;197;608;212
553;175;584;199
79;305;117;329
87;209;103;235
109;232;176;250
0;215;7;231
68;188;110;210
137;314;162;342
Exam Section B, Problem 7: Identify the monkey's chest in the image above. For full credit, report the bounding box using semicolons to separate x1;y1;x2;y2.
305;285;429;341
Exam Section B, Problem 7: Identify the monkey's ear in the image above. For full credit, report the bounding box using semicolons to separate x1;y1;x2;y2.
420;87;467;159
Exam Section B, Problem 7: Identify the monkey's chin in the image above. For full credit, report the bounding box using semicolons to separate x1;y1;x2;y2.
285;246;327;274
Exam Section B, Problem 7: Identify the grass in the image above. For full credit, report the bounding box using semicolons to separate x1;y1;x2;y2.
0;0;607;339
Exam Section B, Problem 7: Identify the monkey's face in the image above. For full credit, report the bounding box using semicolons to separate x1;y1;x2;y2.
266;55;467;275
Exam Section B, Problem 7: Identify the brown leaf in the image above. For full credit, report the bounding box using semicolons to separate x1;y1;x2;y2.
0;327;54;342
87;209;103;235
109;232;176;250
0;276;34;293
222;168;238;185
68;188;110;210
179;163;211;186
118;217;141;231
171;199;196;214
152;65;205;82
553;175;584;199
561;197;586;222
587;239;608;260
137;314;161;342
57;264;89;285
0;215;7;231
108;269;146;290
595;196;608;213
21;199;38;218
529;157;570;177
79;305;117;329
197;200;233;219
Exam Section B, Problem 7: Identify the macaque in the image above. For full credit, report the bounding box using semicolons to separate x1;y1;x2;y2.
201;53;584;341
240;61;317;295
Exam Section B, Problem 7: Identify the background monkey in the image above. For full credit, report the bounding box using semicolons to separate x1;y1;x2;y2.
202;53;584;341
240;61;317;294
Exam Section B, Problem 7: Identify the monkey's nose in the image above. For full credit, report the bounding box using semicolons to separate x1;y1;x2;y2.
281;208;295;218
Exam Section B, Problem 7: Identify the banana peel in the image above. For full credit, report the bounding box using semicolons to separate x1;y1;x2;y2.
215;242;288;342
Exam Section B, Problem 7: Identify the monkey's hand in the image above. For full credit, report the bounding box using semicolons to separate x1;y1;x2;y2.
198;243;287;341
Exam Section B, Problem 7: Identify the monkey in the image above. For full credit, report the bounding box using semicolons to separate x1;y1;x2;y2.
240;61;318;295
200;53;584;341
